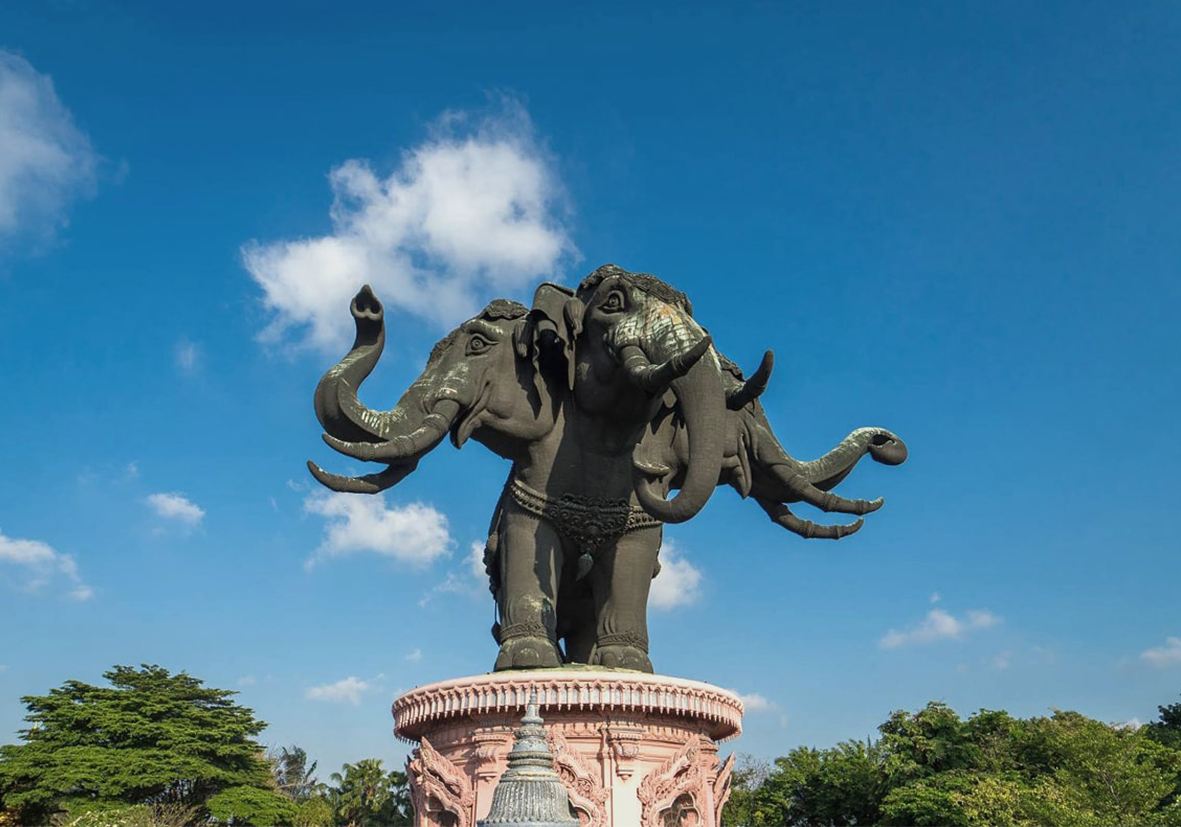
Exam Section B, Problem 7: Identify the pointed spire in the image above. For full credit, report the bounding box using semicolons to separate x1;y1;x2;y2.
477;686;579;827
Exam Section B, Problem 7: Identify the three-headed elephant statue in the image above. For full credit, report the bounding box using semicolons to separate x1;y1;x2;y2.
309;264;907;673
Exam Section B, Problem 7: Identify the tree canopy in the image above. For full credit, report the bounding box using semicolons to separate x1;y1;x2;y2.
0;665;290;825
724;701;1181;827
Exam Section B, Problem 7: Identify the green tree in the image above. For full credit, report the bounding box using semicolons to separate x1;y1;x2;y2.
719;755;771;826
269;746;323;803
0;664;283;825
1147;696;1181;751
206;786;297;826
1025;711;1181;826
326;760;411;827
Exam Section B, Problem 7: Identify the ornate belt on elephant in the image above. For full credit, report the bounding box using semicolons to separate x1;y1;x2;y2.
506;477;662;579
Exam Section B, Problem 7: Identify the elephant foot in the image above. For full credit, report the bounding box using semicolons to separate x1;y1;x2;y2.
494;636;562;670
591;643;653;673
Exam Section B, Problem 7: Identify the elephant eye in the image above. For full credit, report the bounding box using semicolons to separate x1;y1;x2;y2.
601;290;626;313
466;334;496;356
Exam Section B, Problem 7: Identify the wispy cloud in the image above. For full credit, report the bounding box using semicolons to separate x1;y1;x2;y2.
730;691;788;728
174;340;200;373
243;96;576;352
237;676;257;687
305;676;371;705
0;50;98;248
880;607;1000;649
649;539;702;611
146;492;205;526
0;527;92;600
1141;637;1181;668
305;492;451;569
734;692;772;712
405;649;422;663
419;540;487;607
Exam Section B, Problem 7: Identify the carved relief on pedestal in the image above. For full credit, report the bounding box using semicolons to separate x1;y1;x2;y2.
637;735;710;827
470;728;512;781
547;731;608;827
712;752;736;827
605;722;645;780
407;737;476;827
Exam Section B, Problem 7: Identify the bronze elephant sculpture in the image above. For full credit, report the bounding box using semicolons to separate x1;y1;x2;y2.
309;264;907;673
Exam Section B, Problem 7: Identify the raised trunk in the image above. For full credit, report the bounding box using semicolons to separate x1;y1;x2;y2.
633;354;727;523
313;285;400;443
796;427;907;490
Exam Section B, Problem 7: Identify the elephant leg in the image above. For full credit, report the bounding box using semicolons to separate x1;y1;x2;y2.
494;501;564;670
588;527;661;673
557;576;596;665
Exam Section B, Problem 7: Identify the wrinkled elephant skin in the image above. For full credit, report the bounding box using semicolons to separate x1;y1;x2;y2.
308;265;907;674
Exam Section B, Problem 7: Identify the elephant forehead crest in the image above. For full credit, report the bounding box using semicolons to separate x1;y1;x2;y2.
578;263;693;316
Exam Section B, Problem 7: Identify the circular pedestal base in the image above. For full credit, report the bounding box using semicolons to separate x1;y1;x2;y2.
393;670;743;827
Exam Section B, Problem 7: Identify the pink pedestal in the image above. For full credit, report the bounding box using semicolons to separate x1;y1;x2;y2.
393;670;743;827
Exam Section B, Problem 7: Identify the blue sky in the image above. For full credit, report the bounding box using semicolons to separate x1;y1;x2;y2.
1;1;1179;777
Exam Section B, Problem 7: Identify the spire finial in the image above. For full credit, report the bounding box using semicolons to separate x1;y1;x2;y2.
524;685;542;725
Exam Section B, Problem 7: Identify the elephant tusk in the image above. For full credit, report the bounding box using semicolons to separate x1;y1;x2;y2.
726;350;774;410
321;399;462;462
619;336;713;392
758;499;864;540
306;459;418;494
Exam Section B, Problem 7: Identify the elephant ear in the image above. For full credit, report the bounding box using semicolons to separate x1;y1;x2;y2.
518;282;580;397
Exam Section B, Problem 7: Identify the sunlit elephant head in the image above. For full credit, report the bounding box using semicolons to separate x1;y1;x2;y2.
308;286;559;492
556;263;729;524
635;349;908;539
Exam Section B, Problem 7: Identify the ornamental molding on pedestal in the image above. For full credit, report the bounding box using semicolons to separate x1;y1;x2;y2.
636;735;712;827
408;736;476;827
712;752;736;827
547;730;608;827
394;671;743;744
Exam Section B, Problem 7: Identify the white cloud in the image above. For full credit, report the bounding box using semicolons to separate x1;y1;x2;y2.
0;50;97;245
238;676;257;687
1141;637;1181;668
735;692;772;712
145;492;206;526
930;592;941;604
880;606;1000;649
993;651;1012;670
649;539;702;611
405;649;422;663
419;540;487;607
0;527;92;600
175;340;199;373
306;676;371;705
243;97;576;352
305;492;451;569
1116;717;1143;731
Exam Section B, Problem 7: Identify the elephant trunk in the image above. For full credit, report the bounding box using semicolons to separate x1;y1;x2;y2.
314;285;399;443
796;427;908;491
312;285;462;465
634;348;727;524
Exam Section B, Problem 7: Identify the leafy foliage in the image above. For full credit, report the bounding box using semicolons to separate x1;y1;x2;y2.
205;786;296;826
723;700;1181;827
268;746;323;803
0;665;275;825
326;759;411;827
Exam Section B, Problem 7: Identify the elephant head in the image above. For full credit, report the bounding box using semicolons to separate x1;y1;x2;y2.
308;285;560;492
636;349;908;538
561;264;728;524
